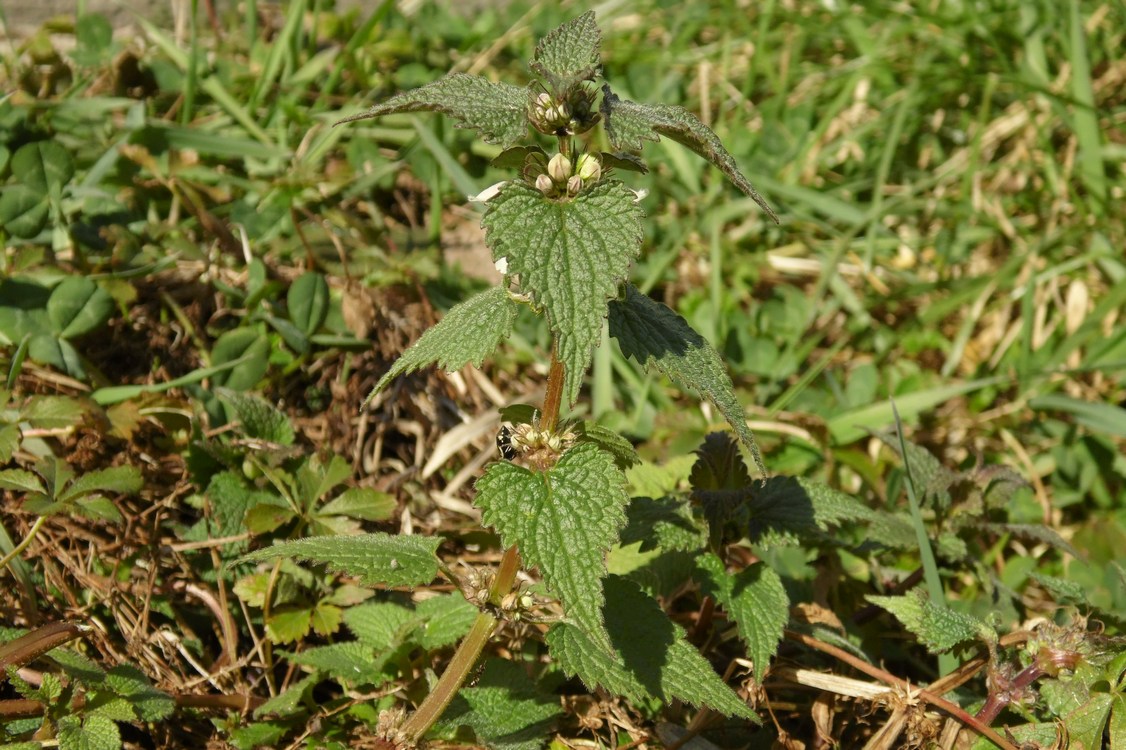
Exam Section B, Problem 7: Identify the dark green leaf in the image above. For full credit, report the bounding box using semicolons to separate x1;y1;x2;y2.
336;74;530;148
0;184;49;238
600;87;777;222
216;389;295;445
610;286;764;474
287;272;330;336
531;11;601;84
11;140;75;195
210;328;270;391
697;554;788;679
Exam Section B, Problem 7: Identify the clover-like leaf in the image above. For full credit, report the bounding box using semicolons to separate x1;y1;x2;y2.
601;87;777;222
484;181;643;406
364;285;518;406
546;575;757;719
47;277;115;340
476;442;628;649
609;285;765;474
336;74;530;148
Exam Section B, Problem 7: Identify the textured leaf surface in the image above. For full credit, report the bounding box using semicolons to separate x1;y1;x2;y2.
477;442;628;647
336;74;529;148
342;601;416;650
104;664;175;721
57;715;120;750
609;285;764;474
532;11;600;83
365;285;517;405
484;181;643;406
285;642;391;684
745;476;876;546
416;594;478;649
437;659;562;750
545;575;756;719
600;87;778;222
697;554;787;679
867;589;993;654
236;533;442;588
216;389;295;445
620;496;707;552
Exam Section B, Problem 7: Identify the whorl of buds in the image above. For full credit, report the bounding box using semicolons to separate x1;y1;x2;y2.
547;153;572;184
530;152;602;200
529;86;600;136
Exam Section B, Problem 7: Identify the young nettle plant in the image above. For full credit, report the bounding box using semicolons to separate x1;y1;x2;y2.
240;12;794;746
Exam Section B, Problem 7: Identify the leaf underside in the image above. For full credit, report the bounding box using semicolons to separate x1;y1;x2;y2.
476;442;628;649
601;87;778;223
609;284;765;475
336;74;530;149
235;533;442;588
484;181;643;406
546;575;757;720
364;285;518;406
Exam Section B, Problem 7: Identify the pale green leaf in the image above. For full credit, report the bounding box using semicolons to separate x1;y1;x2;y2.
484;181;643;406
22;395;89;429
57;715;120;750
365;285;517;405
1065;693;1114;750
600;87;778;222
318;487;396;521
546;576;757;719
336;74;530;148
0;468;46;495
867;589;994;654
58;465;142;504
477;442;628;648
416;594;478;649
697;554;787;679
0;423;20;464
609;286;764;473
532;11;601;84
266;605;312;644
285;641;390;684
342;601;417;650
437;659;562;750
235;532;442;587
47;277;115;340
216;389;295;446
253;673;319;718
310;601;343;636
74;495;124;524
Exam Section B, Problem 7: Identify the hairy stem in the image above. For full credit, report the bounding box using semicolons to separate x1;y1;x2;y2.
540;345;565;432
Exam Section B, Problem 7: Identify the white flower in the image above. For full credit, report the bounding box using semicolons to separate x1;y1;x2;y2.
495;257;508;275
468;181;506;203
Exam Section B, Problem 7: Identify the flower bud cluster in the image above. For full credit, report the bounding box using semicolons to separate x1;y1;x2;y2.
527;152;601;199
528;86;599;136
498;422;578;470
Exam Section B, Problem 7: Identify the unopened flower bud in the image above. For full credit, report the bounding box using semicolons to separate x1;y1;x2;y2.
575;153;601;183
566;175;583;196
535;92;553;108
547;153;572;184
535;174;554;195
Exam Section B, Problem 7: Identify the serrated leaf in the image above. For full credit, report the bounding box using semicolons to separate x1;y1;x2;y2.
74;495;124;523
0;423;20;464
58;465;142;504
57;715;120;750
318;487;396;521
343;601;418;650
285;641;390;684
600;87;777;222
336;74;529;148
416;594;478;649
745;476;876;546
47;277;115;339
575;421;639;470
310;601;343;636
985;523;1080;559
874;430;958;508
1028;572;1088;606
867;589;994;654
437;658;562;750
697;554;787;679
0;468;46;495
287;272;329;336
216;389;295;445
532;11;601;85
267;605;313;644
1065;693;1114;750
620;496;707;552
484;181;643;406
203;470;278;542
609;286;764;473
104;664;174;721
491;145;548;170
235;532;442;588
477;442;628;648
365;285;517;405
546;575;757;719
254;673;319;719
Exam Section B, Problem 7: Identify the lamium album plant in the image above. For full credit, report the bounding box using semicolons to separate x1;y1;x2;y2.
229;12;1088;750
